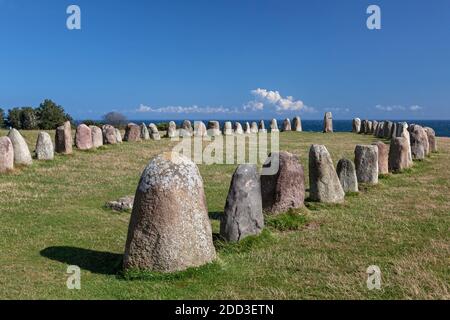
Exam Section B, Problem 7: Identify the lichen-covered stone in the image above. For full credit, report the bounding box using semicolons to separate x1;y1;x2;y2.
8;128;33;165
389;137;411;172
55;121;73;154
355;145;379;184
35;132;54;160
336;158;358;193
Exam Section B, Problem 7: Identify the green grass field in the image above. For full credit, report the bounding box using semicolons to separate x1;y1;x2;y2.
0;129;448;299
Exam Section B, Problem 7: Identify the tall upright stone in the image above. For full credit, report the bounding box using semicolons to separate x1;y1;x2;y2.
166;121;178;138
115;128;123;143
221;164;264;242
372;121;379;135
376;122;385;138
75;124;93;150
223;121;233;135
309;145;345;203
124;123;141;142
148;123;161;140
250;122;258;134
140;123;150;140
282;118;291;132
123;152;216;273
207;121;221;136
258;120;267;133
194;121;207;137
360;120;367;134
424;127;437;153
372;141;389;175
35;132;54;160
293;116;302;132
244;122;251;134
323;112;333;133
366;121;373;134
352;118;361;133
180;120;193;137
383;121;393;139
7;128;33;165
90;126;103;148
354;145;379;184
234;122;244;135
410;125;429;160
55;121;73;154
336;158;358;193
397;122;412;166
0;137;14;173
389;137;411;172
270;119;279;132
261;152;305;214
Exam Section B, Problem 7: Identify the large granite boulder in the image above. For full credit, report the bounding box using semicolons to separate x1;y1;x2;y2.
220;164;264;242
166;121;178;138
55;121;73;154
223;121;233;135
148;123;161;140
8;128;33;165
352;118;361;133
140;123;150;140
102;125;117;144
282;118;291;132
123;152;216;273
35;132;54;160
389;137;410;172
336;158;358;193
207;121;221;136
410;125;429;160
355;145;379;184
424;127;437;153
0;137;14;173
124;123;141;142
90;126;103;148
323;112;333;133
293;116;302;132
372;141;389;175
309;145;344;203
261;151;305;214
75;124;93;150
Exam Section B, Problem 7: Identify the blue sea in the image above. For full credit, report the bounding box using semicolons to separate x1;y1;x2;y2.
127;120;450;137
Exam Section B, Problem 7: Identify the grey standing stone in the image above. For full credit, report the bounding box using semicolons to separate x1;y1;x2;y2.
282;118;291;132
0;137;14;173
336;158;358;193
75;124;93;150
389;137;411;172
35;132;54;160
90;126;103;148
383;121;393;139
366;121;373;134
410;125;429;160
397;122;412;165
372;121;379;135
309;145;345;203
323;112;333;133
148;123;161;140
360;120;367;134
293;116;302;132
355;145;379;184
180;120;193;137
376;122;385;138
352;118;361;133
55;121;73;154
424;127;437;152
261;151;305;214
123;152;216;273
166;121;178;138
140;123;150;140
8;128;33;165
220;164;264;242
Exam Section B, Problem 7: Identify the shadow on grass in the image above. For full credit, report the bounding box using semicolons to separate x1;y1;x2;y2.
40;246;122;275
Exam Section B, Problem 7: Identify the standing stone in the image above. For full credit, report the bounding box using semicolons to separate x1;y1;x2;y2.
35;132;54;160
75;124;93;150
376;122;385;138
372;121;379;135
360;120;367;134
0;137;14;173
7;128;33;165
372;141;389;175
323;112;333;133
354;145;379;184
391;122;397;139
234;122;244;135
166;121;178;138
55;121;73;154
220;164;264;242
102;125;117;144
366;121;373;134
258;120;267;133
309;145;345;203
410;125;429;160
180;120;193;137
397;122;413;165
194;121;207;137
140;123;150;140
207;121;221;136
282;118;291;132
244;122;251;134
270;119;279;132
123;152;216;273
383;121;393;139
90;126;103;148
293;116;302;132
352;118;361;133
389;137;410;172
124;123;141;142
261;151;305;214
223;121;233;135
148;123;161;140
424;127;437;152
115;128;123;143
250;122;258;133
336;158;358;193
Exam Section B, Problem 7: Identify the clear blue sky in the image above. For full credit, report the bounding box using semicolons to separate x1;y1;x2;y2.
0;0;449;120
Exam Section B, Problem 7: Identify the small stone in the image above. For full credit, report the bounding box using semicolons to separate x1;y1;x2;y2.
0;137;14;173
55;121;73;154
354;145;379;184
106;196;135;212
75;124;93;150
336;158;358;193
220;164;264;242
35;132;54;160
8;128;33;165
372;141;389;175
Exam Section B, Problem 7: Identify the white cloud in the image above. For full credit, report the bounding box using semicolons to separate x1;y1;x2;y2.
328;107;350;113
244;88;315;113
137;104;236;114
409;105;422;111
375;104;424;112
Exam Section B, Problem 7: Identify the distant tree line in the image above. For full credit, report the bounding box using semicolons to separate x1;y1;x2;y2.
0;99;73;130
